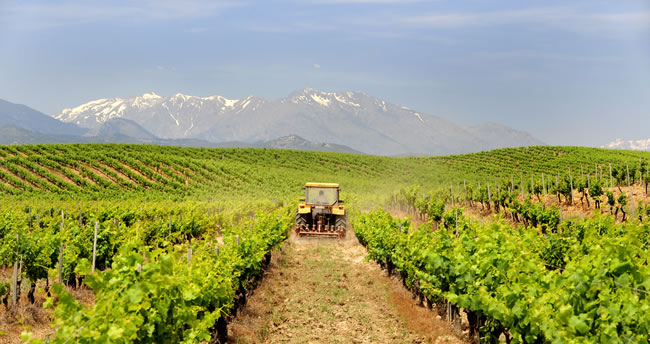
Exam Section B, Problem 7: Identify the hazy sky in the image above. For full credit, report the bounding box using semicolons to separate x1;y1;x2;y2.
1;0;649;146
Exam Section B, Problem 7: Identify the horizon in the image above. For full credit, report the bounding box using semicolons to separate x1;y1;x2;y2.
1;0;649;147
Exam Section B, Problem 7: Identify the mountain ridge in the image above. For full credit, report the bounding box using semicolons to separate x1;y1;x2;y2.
52;89;544;156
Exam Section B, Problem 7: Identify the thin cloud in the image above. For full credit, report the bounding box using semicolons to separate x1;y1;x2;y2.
311;0;424;3
401;7;650;37
3;0;245;28
478;50;624;63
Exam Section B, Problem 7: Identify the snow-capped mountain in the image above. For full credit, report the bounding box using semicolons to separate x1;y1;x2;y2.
53;88;544;156
603;138;650;151
55;92;265;139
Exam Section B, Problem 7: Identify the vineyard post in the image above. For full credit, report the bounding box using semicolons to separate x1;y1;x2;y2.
627;163;635;219
560;207;563;222
464;180;467;202
58;244;63;284
600;165;603;182
497;184;501;204
487;183;491;205
169;215;172;236
595;163;598;182
450;184;454;205
569;168;574;205
11;233;19;307
511;175;514;191
454;209;458;239
215;245;219;257
530;175;533;196
236;235;240;245
61;210;64;228
520;173;524;198
609;163;613;188
137;253;143;273
587;174;590;190
92;221;98;273
581;165;583;179
28;207;32;230
542;174;545;194
187;247;192;264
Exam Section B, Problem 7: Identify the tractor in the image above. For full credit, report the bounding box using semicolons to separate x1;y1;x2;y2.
295;182;346;238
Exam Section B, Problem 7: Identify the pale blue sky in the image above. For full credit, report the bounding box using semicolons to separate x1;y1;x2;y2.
0;0;649;146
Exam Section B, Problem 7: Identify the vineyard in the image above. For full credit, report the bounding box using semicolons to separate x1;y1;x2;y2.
0;144;649;343
1;200;291;343
0;144;648;205
353;209;650;343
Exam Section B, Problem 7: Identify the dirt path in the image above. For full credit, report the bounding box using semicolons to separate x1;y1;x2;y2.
228;233;466;344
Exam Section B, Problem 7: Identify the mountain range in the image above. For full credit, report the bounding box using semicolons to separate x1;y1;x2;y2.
50;88;544;155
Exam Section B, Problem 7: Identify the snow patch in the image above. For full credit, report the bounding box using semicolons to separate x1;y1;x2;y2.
310;94;331;107
162;104;180;126
334;94;359;107
184;118;194;136
141;92;161;100
414;112;424;122
216;96;238;108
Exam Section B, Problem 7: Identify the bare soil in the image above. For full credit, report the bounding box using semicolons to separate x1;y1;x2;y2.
0;274;94;344
79;161;128;188
392;184;650;226
228;233;466;344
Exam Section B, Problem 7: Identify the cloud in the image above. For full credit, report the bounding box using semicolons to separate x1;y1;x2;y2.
400;7;650;37
477;50;624;63
310;0;424;3
313;63;321;69
2;0;245;28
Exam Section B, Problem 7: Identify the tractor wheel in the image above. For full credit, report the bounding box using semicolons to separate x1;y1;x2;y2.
295;213;308;229
335;216;347;233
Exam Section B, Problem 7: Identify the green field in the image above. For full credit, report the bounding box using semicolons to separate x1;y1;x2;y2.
1;144;649;344
0;144;648;206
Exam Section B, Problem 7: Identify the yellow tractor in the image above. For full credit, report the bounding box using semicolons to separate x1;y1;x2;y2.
295;182;346;238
